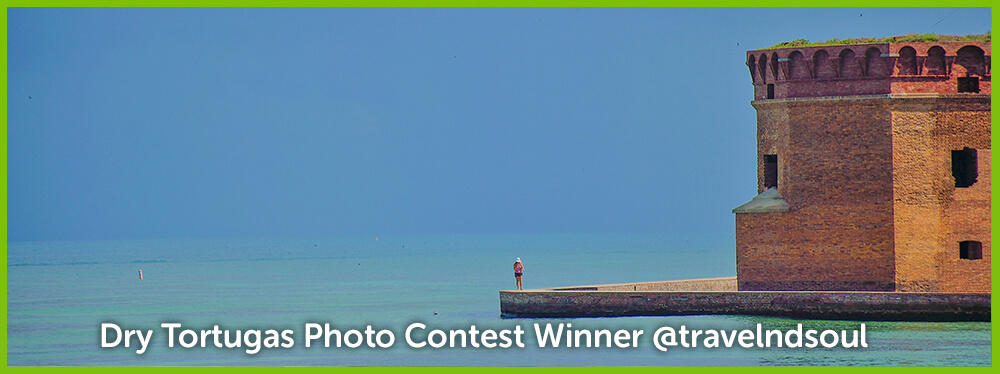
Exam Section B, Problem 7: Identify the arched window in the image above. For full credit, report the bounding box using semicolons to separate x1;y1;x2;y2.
788;51;809;79
896;46;917;75
814;50;836;78
925;46;946;75
839;49;860;77
865;47;886;77
770;54;779;80
748;55;758;83
758;53;768;82
956;45;986;76
956;46;986;92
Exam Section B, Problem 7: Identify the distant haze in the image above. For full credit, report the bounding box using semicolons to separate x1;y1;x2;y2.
7;7;991;241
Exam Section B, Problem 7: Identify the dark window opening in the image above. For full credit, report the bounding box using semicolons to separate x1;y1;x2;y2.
959;241;983;260
952;147;978;188
766;84;775;99
958;77;980;93
764;154;778;189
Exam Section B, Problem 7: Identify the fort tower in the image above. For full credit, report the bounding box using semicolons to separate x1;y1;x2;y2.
734;38;991;292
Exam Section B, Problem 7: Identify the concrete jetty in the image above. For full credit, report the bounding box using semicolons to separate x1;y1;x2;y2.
499;277;990;322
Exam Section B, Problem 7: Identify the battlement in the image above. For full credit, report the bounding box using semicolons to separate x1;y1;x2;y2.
747;41;991;99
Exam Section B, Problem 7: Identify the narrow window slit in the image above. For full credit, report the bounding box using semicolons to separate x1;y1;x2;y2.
951;147;978;188
764;155;778;189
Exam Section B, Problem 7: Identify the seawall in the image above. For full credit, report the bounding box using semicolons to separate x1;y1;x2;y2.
499;277;990;322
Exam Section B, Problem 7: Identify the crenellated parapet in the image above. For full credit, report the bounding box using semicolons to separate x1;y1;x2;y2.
747;41;991;99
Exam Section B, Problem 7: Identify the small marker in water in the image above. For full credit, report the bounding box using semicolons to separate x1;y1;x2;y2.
138;270;144;280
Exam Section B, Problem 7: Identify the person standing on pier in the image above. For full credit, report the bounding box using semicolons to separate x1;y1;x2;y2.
513;258;524;290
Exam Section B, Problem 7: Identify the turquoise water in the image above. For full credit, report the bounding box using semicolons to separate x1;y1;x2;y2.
6;233;991;366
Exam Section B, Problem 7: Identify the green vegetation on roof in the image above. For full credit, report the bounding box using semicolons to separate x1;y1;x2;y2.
763;33;991;50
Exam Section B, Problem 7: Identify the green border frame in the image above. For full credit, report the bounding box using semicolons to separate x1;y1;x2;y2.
1;2;995;371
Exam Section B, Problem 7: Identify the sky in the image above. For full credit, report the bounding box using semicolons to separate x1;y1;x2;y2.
6;7;993;242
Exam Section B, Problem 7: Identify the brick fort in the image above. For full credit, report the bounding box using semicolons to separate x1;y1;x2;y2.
733;37;991;293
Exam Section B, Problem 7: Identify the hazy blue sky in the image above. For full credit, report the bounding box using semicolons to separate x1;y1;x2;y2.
7;7;992;241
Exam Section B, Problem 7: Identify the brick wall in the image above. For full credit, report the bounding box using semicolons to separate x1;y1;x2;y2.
739;97;897;291
892;96;991;292
737;95;990;292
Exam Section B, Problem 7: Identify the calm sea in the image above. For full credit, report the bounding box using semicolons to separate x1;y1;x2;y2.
6;233;991;366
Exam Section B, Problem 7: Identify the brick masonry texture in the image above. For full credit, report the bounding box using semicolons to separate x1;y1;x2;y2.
737;40;991;293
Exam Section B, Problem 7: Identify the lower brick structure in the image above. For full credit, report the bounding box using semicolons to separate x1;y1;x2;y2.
735;94;991;293
735;205;895;291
